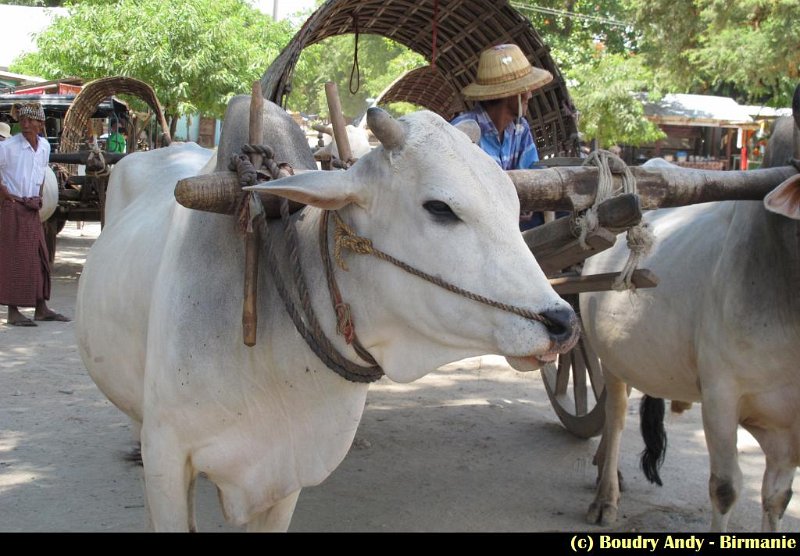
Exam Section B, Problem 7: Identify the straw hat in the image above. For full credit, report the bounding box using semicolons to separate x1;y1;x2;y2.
0;122;10;139
462;44;553;101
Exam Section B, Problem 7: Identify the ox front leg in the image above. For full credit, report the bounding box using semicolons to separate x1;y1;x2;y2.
761;459;795;532
587;371;628;525
141;424;195;532
246;490;301;532
702;393;743;532
751;428;795;532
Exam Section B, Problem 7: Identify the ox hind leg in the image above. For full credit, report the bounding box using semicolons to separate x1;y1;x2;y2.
701;391;743;532
246;490;301;532
141;423;196;531
747;427;795;531
588;371;629;525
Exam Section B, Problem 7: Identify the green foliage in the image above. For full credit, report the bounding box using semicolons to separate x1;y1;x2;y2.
512;0;638;69
630;0;800;105
514;1;664;147
287;34;426;120
10;0;294;121
567;53;665;147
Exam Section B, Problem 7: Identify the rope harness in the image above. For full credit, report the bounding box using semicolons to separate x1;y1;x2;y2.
85;144;110;177
231;145;382;383
577;150;654;290
230;145;291;233
329;212;554;326
228;143;556;383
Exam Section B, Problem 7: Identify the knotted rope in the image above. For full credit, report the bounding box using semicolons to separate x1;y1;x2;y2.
85;144;110;177
330;212;554;326
578;150;654;290
226;141;383;382
229;144;286;233
260;202;384;383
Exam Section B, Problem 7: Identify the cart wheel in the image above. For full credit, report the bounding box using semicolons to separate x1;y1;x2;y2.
541;297;606;438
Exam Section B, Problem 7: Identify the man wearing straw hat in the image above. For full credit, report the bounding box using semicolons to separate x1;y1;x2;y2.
452;43;554;229
0;102;70;326
0;122;11;141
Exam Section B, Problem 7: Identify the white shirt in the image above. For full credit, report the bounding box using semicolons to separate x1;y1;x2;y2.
0;133;51;198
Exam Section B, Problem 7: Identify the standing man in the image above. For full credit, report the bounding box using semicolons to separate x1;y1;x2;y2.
451;43;557;230
0;102;69;326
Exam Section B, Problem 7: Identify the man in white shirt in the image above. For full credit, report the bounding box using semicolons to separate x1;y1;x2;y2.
0;102;69;326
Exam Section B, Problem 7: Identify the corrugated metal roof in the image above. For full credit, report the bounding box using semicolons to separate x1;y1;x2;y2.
642;93;756;128
740;105;793;119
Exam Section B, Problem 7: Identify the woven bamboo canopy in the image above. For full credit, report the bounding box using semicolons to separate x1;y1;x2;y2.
261;0;579;157
375;65;466;122
60;76;171;153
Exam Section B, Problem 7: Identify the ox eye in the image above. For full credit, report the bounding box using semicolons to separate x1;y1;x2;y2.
423;200;459;222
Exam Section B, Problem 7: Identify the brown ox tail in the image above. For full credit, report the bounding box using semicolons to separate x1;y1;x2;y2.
640;395;667;486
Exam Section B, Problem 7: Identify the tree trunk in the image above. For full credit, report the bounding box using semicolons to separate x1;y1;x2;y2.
169;114;179;141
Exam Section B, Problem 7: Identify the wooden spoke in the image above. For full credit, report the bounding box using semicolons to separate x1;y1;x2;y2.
572;346;588;416
542;332;606;439
580;334;605;400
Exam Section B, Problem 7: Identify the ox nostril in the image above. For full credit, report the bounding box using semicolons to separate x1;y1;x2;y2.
541;307;578;345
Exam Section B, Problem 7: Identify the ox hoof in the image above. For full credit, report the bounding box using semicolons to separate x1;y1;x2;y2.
587;502;618;526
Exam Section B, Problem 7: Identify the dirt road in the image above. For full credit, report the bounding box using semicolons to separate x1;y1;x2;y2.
0;223;795;532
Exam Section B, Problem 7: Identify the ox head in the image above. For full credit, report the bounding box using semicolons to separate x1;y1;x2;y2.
764;95;800;220
247;108;577;382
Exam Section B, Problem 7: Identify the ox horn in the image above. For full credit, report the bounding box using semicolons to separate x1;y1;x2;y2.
367;107;406;150
509;165;799;212
794;83;800;133
793;83;800;161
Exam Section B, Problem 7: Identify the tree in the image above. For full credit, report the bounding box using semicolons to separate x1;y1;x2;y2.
512;0;638;70
568;53;664;148
10;0;295;133
513;1;664;147
629;0;800;106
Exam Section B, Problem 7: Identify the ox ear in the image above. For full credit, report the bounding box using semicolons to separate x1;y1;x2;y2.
244;170;362;210
454;120;481;144
367;107;405;150
764;174;800;220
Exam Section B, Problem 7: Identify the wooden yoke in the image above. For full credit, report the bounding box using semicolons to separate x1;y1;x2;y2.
178;164;798;218
324;82;353;167
243;81;263;347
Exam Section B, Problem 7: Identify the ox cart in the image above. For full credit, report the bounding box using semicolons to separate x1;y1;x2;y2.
178;0;798;441
44;77;171;258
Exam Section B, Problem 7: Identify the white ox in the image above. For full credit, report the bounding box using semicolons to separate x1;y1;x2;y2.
313;123;372;161
76;98;578;532
581;115;800;531
39;166;58;222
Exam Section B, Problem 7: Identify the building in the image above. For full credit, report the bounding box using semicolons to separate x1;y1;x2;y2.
635;93;760;170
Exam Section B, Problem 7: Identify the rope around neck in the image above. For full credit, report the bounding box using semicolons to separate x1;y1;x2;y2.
230;144;383;383
330;211;553;327
578;150;654;291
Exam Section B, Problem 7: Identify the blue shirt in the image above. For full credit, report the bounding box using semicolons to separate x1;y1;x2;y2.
451;102;539;170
